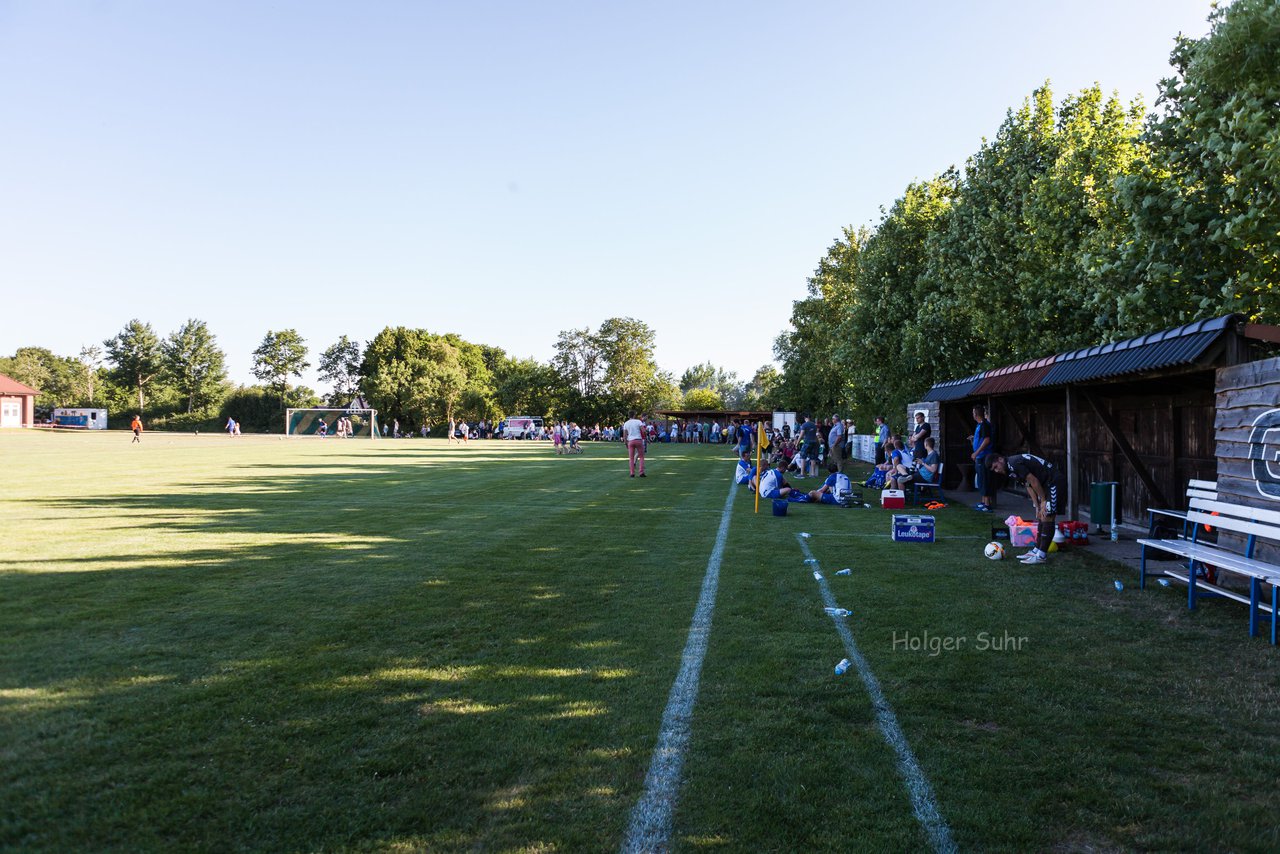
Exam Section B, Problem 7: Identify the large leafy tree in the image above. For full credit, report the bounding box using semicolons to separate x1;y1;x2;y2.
492;356;563;418
1106;0;1280;331
0;347;81;408
318;335;364;405
105;320;164;413
775;226;863;418
162;319;227;413
251;329;309;409
359;327;495;428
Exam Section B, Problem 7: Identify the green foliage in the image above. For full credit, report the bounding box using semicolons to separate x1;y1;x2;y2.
162;319;228;414
682;387;723;410
359;327;494;429
251;329;309;413
318;335;363;406
552;318;669;422
492;356;563;418
104;320;164;413
775;227;863;417
1105;0;1280;331
0;347;82;408
679;362;741;408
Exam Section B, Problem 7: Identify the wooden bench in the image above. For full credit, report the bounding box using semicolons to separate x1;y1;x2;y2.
1137;493;1280;645
1145;479;1217;539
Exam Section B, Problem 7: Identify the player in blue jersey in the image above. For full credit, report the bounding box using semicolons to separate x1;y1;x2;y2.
808;461;852;504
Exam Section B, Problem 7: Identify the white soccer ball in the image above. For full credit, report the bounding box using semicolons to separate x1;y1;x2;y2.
984;542;1006;561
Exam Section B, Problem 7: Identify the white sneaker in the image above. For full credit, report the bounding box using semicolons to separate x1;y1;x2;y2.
1019;549;1047;564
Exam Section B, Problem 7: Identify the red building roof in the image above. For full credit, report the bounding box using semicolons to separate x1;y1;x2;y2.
0;373;40;395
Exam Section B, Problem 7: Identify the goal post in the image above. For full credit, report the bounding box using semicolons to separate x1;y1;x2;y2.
285;408;380;438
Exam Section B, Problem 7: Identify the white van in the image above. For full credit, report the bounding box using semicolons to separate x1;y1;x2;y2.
503;416;544;439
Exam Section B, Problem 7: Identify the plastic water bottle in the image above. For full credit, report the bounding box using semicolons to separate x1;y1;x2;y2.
1114;580;1124;591
836;568;852;576
1158;578;1171;587
824;607;851;617
804;558;817;565
834;658;851;675
800;532;811;539
813;570;823;581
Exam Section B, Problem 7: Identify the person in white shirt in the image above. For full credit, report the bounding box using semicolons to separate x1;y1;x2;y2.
752;457;793;499
621;413;647;477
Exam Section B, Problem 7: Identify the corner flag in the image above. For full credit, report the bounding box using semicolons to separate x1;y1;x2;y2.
754;421;768;513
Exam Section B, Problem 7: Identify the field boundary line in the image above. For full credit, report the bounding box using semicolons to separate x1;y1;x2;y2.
798;534;957;854
622;480;737;853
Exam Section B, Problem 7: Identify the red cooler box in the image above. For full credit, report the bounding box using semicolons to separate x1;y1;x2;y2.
881;489;905;509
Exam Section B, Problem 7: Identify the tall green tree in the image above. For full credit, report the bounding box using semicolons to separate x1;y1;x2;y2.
0;347;81;408
105;320;164;413
318;335;363;405
1106;0;1280;331
77;345;102;405
162;319;228;414
775;226;863;417
251;329;309;410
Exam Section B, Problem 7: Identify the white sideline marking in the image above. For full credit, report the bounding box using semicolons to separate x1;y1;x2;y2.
798;535;957;854
622;481;737;853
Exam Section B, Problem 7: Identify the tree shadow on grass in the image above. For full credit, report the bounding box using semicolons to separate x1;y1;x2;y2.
1;454;727;851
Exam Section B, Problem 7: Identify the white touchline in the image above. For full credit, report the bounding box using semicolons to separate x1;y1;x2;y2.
622;481;737;854
798;535;958;854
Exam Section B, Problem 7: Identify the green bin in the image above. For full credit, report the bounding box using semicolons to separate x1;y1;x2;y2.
1090;481;1119;532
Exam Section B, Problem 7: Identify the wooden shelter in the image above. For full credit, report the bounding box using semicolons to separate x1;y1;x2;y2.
918;315;1280;523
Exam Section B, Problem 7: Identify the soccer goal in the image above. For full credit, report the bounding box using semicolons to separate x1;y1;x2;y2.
285;408;380;438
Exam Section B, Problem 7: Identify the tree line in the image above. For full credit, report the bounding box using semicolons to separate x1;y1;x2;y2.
2;317;780;433
774;0;1280;428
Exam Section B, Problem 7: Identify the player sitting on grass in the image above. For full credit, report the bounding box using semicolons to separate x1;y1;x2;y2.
808;461;853;504
734;458;755;486
752;457;794;500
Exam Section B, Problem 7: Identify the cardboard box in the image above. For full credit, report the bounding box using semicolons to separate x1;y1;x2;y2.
1008;519;1039;547
892;514;935;542
881;489;905;509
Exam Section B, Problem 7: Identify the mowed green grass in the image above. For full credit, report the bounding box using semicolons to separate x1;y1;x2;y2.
2;430;1279;852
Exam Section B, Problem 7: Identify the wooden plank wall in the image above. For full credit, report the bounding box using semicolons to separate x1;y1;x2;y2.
1215;355;1280;563
986;384;1216;522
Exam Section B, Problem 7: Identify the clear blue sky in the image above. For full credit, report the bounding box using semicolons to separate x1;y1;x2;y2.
0;0;1215;392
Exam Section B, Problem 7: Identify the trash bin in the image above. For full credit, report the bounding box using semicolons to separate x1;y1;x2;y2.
1090;481;1119;534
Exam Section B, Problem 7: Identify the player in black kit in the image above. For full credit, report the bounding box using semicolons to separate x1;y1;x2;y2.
985;453;1068;564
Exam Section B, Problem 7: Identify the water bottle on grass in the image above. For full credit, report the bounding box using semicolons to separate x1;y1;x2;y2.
834;658;851;675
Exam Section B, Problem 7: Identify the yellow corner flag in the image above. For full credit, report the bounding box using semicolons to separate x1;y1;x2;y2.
754;421;767;513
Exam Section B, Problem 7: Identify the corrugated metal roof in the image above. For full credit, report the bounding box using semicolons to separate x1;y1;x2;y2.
921;314;1246;401
923;372;986;401
1041;315;1240;386
973;355;1059;395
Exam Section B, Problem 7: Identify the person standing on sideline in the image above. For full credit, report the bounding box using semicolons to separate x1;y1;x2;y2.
985;453;1066;564
967;404;995;511
828;414;846;471
874;416;890;465
736;419;753;462
909;411;931;458
797;415;819;478
447;418;456;444
622;412;647;477
130;414;143;443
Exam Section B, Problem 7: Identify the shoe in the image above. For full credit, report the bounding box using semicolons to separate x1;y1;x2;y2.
630;474;635;478
1019;550;1046;564
974;503;991;512
640;472;647;477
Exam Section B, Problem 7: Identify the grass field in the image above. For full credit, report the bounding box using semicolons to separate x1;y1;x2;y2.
3;429;1279;852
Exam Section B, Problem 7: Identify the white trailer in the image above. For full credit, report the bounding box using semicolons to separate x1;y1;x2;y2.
52;408;108;430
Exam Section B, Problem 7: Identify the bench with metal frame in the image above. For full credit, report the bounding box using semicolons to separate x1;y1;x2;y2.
1137;491;1280;645
1145;479;1217;540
